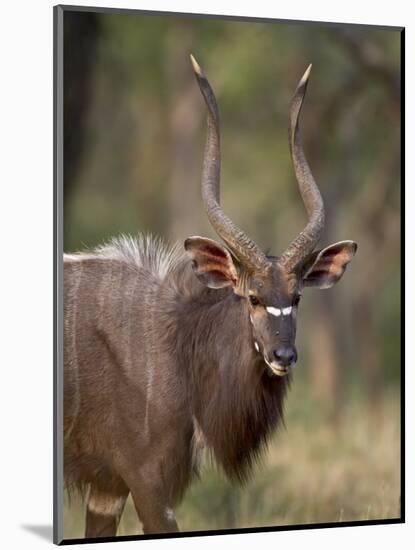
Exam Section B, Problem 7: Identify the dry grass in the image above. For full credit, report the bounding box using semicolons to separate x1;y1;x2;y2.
63;387;401;539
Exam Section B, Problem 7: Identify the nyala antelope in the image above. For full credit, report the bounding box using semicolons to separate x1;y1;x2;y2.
64;55;357;537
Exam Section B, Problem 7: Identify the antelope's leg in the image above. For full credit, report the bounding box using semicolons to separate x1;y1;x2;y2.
85;508;119;538
120;472;179;534
85;483;129;538
131;488;179;534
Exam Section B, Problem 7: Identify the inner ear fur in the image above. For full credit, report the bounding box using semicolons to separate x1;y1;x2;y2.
184;236;239;289
302;240;357;289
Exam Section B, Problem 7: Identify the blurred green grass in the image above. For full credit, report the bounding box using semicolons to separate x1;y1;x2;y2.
63;385;400;538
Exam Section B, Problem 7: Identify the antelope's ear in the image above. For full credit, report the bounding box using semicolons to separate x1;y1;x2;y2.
184;236;238;289
302;240;357;289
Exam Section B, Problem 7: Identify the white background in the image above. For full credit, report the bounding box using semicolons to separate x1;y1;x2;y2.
0;1;410;549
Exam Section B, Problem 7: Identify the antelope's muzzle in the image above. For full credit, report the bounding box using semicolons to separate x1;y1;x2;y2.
263;345;297;377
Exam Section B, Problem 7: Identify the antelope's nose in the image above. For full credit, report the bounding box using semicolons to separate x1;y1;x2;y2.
273;346;297;367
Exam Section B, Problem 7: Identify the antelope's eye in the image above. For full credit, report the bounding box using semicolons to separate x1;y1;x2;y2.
249;295;260;306
293;294;301;307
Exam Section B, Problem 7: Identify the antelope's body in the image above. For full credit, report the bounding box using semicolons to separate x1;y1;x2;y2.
64;237;288;535
64;57;357;537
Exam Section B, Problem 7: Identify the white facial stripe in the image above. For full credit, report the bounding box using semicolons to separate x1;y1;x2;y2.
266;305;292;317
266;306;281;317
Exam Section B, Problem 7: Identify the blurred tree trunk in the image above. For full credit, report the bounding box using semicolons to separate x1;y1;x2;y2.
352;146;400;405
305;125;345;419
64;11;100;199
304;44;399;413
305;31;400;414
165;24;202;241
63;12;100;249
354;299;381;400
308;293;340;416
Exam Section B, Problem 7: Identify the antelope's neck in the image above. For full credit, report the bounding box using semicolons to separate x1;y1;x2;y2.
172;289;288;482
174;289;258;416
176;290;253;375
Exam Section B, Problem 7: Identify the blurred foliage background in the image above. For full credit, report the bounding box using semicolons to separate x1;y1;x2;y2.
62;9;401;539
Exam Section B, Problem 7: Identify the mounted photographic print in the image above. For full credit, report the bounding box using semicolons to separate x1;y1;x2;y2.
54;5;404;545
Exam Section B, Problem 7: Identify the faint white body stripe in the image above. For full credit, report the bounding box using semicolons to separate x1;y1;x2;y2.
64;260;83;439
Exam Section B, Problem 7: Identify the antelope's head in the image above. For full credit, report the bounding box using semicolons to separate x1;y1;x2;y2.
185;56;357;377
